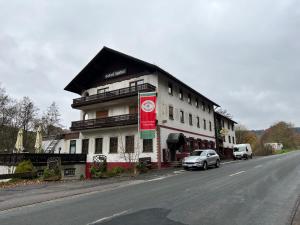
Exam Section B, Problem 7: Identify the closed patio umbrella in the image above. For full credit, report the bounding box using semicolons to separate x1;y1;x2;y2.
34;126;43;153
15;128;24;153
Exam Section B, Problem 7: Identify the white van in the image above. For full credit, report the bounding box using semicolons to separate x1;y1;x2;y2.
233;144;253;160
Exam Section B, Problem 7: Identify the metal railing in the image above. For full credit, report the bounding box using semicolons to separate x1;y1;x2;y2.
70;113;138;131
72;83;156;108
0;153;87;166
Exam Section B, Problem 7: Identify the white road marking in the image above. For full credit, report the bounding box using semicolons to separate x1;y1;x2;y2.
254;165;262;169
147;176;169;182
221;161;237;165
174;170;185;174
229;171;246;177
87;210;129;224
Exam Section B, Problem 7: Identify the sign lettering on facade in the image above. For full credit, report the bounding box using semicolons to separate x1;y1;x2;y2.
104;68;127;79
139;92;157;139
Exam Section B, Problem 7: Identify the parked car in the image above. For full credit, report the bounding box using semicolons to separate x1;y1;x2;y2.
233;144;253;160
182;149;220;170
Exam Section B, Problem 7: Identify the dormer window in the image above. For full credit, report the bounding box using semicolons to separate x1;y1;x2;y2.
179;89;183;100
202;102;205;111
187;94;191;104
195;99;199;108
168;83;173;95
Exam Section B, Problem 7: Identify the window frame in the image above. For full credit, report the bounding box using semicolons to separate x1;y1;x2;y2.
143;139;153;152
69;140;76;154
109;137;118;154
81;139;89;154
180;110;184;123
203;119;207;130
125;135;135;153
187;94;192;104
179;89;183;100
169;105;174;120
168;83;173;95
95;138;103;154
189;113;193;126
197;116;200;128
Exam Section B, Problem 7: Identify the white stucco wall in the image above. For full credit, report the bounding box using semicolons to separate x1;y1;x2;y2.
221;119;236;149
156;74;216;151
80;126;157;163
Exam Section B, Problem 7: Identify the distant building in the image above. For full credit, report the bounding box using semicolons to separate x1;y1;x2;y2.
264;143;283;151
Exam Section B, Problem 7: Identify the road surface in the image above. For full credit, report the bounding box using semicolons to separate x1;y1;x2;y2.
1;151;300;225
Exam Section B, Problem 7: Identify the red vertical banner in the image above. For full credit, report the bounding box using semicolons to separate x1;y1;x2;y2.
139;92;156;139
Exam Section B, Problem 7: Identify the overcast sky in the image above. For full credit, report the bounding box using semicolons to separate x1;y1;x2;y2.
0;0;299;130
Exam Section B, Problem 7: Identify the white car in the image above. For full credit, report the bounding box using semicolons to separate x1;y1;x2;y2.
182;149;220;170
233;144;253;160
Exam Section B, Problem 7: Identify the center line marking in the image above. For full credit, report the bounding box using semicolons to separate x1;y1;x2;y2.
254;165;262;168
229;171;246;177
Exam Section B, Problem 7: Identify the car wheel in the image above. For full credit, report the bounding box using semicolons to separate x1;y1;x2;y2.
183;167;189;171
202;161;208;170
215;160;220;168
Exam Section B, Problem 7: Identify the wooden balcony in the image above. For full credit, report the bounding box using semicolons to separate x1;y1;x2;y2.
70;113;138;131
72;83;156;108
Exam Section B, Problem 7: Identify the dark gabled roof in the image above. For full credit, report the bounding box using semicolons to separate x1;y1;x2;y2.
215;111;238;124
64;46;220;106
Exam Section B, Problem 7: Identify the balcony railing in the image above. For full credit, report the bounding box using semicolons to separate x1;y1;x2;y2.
70;113;138;131
0;153;87;166
72;83;156;108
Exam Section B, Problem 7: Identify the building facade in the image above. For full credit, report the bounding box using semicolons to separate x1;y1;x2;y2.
214;112;237;159
44;46;237;176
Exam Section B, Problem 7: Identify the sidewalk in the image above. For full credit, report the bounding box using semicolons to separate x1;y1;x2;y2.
0;167;181;211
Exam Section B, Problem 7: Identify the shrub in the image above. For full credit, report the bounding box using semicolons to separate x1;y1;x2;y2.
111;166;125;175
136;162;148;173
14;160;37;179
90;162;108;179
43;167;61;181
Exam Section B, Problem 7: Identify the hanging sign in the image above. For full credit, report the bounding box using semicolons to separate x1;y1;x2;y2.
139;92;157;139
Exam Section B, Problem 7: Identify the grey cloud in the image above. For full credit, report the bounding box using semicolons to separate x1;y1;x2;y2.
0;0;299;129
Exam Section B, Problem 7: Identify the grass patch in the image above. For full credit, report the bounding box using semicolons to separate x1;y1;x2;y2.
273;149;298;155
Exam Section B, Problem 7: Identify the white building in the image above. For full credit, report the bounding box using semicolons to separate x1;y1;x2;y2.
214;112;237;159
45;47;236;176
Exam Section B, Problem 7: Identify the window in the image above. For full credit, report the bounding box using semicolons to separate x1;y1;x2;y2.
209;121;212;131
97;87;109;94
95;138;103;154
228;121;230;129
169;105;174;120
109;137;118;153
203;119;207;130
69;140;76;154
143;139;153;152
222;119;225;128
179;89;183;100
83;113;88;120
229;136;232;143
180;110;184;123
82;139;89;154
130;80;144;87
232;137;235;144
187;94;191;104
232;123;234;131
202;102;205;111
197;116;200;128
189;114;193;126
125;136;134;153
223;136;226;142
168;83;173;95
195;99;199;108
208;105;211;113
64;168;76;177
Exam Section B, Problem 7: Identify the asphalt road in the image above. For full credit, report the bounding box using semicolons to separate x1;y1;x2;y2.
1;151;300;225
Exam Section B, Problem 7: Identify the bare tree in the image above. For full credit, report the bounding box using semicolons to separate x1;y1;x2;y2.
118;131;141;175
16;96;39;150
216;108;233;119
41;102;62;136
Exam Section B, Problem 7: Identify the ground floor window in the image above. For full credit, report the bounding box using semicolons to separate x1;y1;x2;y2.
69;140;76;154
64;168;76;177
109;137;118;153
125;135;134;153
82;139;89;154
95;138;103;154
143;139;153;152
